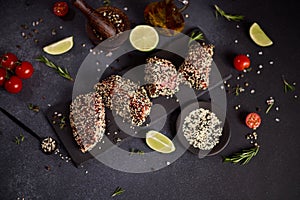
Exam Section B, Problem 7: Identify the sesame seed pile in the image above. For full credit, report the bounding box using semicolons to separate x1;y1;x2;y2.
144;56;180;98
69;92;106;153
94;75;152;126
182;108;222;150
179;43;214;90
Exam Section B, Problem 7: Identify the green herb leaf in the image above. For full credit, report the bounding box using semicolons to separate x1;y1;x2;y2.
189;31;204;45
28;103;40;112
214;5;244;22
36;56;73;81
129;148;145;155
223;146;259;165
111;187;125;197
103;0;111;6
282;75;295;93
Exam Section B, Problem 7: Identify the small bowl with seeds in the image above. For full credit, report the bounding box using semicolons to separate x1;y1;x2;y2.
86;6;130;50
176;101;231;157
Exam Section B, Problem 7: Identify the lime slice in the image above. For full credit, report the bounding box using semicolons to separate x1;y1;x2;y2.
43;36;74;55
249;23;273;47
129;25;159;52
146;130;175;153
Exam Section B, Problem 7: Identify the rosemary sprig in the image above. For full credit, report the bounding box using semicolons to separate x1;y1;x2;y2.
36;56;73;81
282;76;295;93
111;187;125;197
14;134;25;145
214;5;244;21
103;0;111;6
223;146;259;165
189;31;204;45
265;97;274;114
234;85;245;96
28;103;40;113
129;148;145;155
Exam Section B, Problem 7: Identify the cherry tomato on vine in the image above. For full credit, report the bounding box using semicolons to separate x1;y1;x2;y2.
0;52;18;70
233;55;251;71
4;76;23;94
15;61;34;79
53;2;69;17
0;68;7;86
245;113;261;130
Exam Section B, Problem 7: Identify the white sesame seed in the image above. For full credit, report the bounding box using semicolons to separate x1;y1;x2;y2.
81;43;86;47
85;170;88;174
123;7;128;11
184;14;189;18
236;25;240;29
275;118;280;122
293;82;296;86
166;161;170;165
47;104;51;107
250;89;255;94
246;54;250;57
269;60;274;65
97;68;101;72
89;49;93;52
295;95;298;99
106;52;112;57
257;70;261;75
59;26;63;29
258;65;263;69
220;85;225;90
275;107;279;111
234;39;238;43
106;64;109;68
258;51;263;55
237;76;240;80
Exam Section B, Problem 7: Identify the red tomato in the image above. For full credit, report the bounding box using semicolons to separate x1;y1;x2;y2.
15;61;34;79
4;76;23;94
0;68;7;86
53;2;69;17
245;113;261;130
0;52;18;70
233;55;250;71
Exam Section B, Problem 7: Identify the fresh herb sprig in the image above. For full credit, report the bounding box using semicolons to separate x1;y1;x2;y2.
214;5;244;21
111;187;125;197
189;31;204;45
282;76;295;93
28;103;40;113
36;56;73;81
129;148;145;155
103;0;111;6
14;133;25;145
223;146;259;165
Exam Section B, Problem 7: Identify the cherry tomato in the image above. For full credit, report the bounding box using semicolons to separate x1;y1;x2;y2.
4;76;23;94
245;113;261;130
53;2;69;17
0;68;7;86
15;61;34;79
233;55;251;71
0;52;18;70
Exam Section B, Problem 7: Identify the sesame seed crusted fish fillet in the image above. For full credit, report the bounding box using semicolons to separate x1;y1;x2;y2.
69;92;106;153
179;43;214;90
94;75;152;126
144;56;180;98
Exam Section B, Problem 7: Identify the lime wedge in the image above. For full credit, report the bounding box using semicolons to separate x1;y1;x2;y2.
249;23;273;47
43;36;74;55
129;25;159;52
146;130;175;153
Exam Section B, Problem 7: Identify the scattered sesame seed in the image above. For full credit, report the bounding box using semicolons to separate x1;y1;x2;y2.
240;74;244;78
21;32;25;37
258;51;263;55
99;146;102;149
236;24;240;29
275;106;279;111
106;52;112;57
32;21;36;26
107;132;110;135
97;68;101;72
92;51;96;55
85;170;88;174
227;84;230;87
59;26;63;29
295;95;298;99
258;65;263;69
96;61;100;65
176;99;179;102
257;70;261;75
293;82;296;86
166;161;170;165
106;64;109;68
250;89;255;94
236;76;240;80
89;49;93;52
123;7;128;11
223;81;227;84
81;43;86;47
220;85;225;90
234;39;238;44
246;54;250;57
184;14;189;18
244;82;249;87
47;104;51;107
275;118;280;122
269;60;274;65
102;140;105;143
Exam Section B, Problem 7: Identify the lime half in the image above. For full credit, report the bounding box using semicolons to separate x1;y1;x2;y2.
129;25;159;52
146;130;175;153
249;23;273;47
43;36;74;55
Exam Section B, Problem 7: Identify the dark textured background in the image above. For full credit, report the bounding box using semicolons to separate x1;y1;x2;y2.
0;0;300;199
